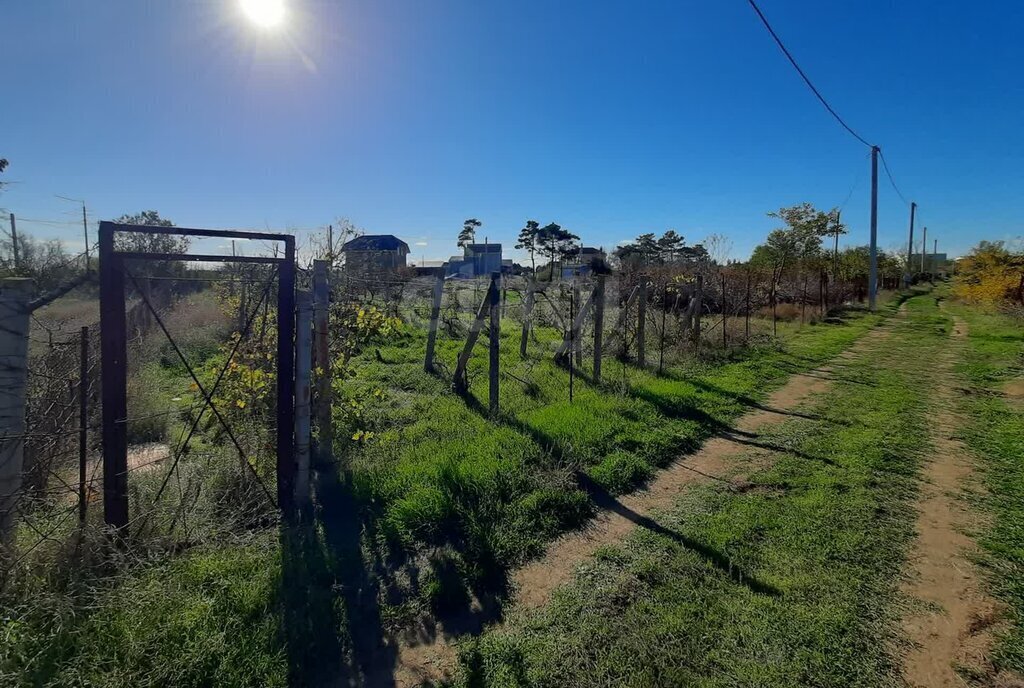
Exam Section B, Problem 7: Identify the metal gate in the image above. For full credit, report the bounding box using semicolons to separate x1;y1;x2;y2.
98;221;296;532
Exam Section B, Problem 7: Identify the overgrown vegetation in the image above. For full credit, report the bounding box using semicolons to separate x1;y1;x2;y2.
951;240;1024;311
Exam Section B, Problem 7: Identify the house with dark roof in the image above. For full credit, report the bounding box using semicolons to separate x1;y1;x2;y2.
341;234;410;276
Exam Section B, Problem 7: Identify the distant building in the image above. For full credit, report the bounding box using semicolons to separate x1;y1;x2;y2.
341;235;410;276
560;247;608;279
909;252;950;275
446;242;505;278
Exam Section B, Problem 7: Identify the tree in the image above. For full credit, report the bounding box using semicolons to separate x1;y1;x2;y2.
515;220;540;271
613;232;660;266
114;210;190;254
657;230;685;262
535;223;579;279
458;218;481;248
824;209;847;278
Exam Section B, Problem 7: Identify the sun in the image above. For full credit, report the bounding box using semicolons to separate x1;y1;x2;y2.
239;0;286;28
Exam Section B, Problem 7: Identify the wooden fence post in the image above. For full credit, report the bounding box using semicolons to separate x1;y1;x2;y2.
745;270;751;341
721;272;727;349
637;277;647;367
293;291;313;507
454;274;498;393
424;270;444;372
554;287;596;362
603;285;639;358
489;272;500;415
313;261;332;466
79;326;89;525
519;277;535;358
592;275;605;383
801;275;808;324
0;278;32;551
658;280;668;374
692;274;703;348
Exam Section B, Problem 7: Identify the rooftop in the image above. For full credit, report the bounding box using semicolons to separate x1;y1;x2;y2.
341;234;410;252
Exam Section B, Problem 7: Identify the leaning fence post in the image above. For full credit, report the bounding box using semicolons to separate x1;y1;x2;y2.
313;261;332;466
454;274;498;393
592;275;605;383
0;278;32;552
425;269;444;372
519;277;535;358
489;271;500;415
293;291;313;507
637;277;647;367
79;326;89;525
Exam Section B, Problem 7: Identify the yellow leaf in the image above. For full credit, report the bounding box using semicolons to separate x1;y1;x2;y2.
236;399;246;408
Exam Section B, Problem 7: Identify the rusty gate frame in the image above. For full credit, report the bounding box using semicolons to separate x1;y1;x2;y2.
98;221;296;532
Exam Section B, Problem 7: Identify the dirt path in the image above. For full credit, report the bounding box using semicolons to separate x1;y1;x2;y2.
900;312;1018;687
391;314;901;687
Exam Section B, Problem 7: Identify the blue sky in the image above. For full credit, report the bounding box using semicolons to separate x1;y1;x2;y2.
2;0;1022;263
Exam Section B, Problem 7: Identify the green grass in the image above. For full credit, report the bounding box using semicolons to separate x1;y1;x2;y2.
942;295;1024;674
455;294;947;687
2;295;900;687
343;303;894;602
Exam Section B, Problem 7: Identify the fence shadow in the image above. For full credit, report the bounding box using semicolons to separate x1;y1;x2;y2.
278;463;398;688
457;393;781;599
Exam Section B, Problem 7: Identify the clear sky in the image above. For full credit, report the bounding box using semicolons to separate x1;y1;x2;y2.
2;0;1022;263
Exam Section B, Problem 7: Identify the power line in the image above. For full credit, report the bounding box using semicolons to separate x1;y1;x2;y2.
878;148;910;207
745;0;873;149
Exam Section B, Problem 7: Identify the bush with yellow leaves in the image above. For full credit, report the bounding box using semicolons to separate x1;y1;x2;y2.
952;240;1024;308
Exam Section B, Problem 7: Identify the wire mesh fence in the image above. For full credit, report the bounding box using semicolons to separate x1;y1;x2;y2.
1;253;884;587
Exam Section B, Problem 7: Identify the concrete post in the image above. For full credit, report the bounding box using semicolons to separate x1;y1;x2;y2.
0;278;32;552
293;291;313;507
313;261;332;465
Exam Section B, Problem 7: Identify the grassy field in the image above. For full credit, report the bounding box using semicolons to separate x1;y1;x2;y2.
2;289;900;687
454;293;947;687
943;296;1024;675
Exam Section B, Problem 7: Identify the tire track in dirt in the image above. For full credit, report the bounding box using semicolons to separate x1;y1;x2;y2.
391;312;902;687
900;310;1023;688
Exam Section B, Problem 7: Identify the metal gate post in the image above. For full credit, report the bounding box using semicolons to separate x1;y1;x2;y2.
98;222;129;531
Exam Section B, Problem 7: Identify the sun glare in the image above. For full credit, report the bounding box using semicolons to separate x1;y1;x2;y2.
239;0;285;28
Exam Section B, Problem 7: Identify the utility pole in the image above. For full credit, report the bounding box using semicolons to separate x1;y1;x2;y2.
933;238;938;276
56;196;90;269
868;146;879;310
903;201;916;289
9;214;19;272
921;226;927;274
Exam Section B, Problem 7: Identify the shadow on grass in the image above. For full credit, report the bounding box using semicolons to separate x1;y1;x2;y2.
279;463;398;688
458;392;781;599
